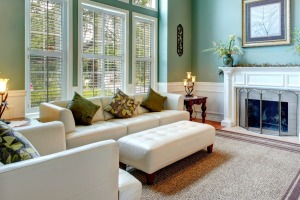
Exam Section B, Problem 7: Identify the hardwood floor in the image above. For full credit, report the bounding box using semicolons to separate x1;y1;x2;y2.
193;119;223;130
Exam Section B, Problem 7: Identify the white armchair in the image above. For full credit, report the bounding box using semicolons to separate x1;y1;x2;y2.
0;122;142;200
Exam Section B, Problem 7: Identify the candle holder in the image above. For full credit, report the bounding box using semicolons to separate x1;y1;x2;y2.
183;72;196;97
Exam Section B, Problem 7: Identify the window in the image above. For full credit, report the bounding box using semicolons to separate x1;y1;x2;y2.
26;0;67;112
133;0;157;11
133;13;157;93
80;2;127;97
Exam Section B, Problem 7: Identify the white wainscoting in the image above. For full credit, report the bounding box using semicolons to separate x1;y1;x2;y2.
2;90;26;120
158;82;224;122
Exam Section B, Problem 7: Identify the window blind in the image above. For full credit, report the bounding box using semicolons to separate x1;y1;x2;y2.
81;6;124;97
134;19;152;93
28;0;64;108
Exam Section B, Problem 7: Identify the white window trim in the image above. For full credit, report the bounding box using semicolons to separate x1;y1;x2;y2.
132;0;158;12
25;0;71;113
132;12;158;93
78;0;129;95
118;0;129;4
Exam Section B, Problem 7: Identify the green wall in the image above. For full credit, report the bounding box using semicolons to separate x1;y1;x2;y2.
192;0;300;83
158;0;192;83
0;0;25;90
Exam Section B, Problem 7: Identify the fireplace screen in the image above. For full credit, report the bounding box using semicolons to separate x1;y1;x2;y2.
238;88;298;136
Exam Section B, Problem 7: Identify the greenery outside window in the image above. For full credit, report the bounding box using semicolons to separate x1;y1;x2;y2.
133;12;157;93
25;0;68;112
80;1;127;97
133;0;157;11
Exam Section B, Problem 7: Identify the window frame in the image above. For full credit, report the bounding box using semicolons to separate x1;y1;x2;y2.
132;12;157;94
118;0;129;4
78;0;129;96
25;0;71;113
132;0;158;11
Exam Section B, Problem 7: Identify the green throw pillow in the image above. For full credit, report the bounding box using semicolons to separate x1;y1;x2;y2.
67;92;100;125
141;87;167;112
0;121;40;164
104;89;139;118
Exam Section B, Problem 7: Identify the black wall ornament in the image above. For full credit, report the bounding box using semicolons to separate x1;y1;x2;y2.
177;24;183;56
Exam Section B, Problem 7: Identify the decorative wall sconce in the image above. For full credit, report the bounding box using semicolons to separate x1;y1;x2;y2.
0;78;9;123
183;72;196;97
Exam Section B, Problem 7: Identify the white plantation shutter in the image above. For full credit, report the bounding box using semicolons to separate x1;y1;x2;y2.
27;0;66;109
133;0;157;10
134;18;153;93
81;6;125;97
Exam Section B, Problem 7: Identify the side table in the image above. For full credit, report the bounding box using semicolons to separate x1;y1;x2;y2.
184;96;207;123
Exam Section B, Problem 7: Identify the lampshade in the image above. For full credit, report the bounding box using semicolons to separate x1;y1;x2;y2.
0;79;9;94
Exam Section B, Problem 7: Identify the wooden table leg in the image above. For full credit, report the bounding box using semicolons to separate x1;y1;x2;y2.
201;101;207;123
185;103;193;121
146;172;156;185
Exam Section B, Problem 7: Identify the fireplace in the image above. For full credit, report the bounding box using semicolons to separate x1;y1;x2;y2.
238;88;297;136
219;66;300;138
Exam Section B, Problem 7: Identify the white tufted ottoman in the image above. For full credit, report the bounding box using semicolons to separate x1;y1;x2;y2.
117;121;215;184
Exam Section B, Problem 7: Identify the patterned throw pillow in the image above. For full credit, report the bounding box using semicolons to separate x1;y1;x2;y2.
67;92;101;125
104;89;139;118
141;87;167;112
0;121;40;164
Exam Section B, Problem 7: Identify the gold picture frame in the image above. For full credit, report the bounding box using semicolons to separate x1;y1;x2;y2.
242;0;291;47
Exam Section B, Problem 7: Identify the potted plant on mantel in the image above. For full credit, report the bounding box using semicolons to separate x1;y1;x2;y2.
202;35;244;67
291;27;300;55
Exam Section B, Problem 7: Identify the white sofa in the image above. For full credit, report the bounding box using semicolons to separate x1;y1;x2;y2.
0;121;142;200
39;93;189;149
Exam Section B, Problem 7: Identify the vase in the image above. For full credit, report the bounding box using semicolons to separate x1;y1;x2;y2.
223;54;234;67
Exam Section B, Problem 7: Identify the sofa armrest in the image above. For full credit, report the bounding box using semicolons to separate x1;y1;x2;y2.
39;102;75;133
0;140;119;200
162;93;185;110
15;121;66;156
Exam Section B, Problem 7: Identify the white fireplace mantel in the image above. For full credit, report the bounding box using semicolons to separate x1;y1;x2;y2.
219;66;300;128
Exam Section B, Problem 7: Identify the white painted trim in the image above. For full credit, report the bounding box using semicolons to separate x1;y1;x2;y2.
132;12;158;93
132;0;158;11
25;0;69;113
78;0;129;95
2;90;26;119
158;82;168;93
67;0;73;99
118;0;129;3
7;90;26;97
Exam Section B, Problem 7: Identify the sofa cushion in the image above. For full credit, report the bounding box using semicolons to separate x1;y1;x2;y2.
0;121;40;164
104;89;139;118
109;115;159;134
67;92;100;125
141;88;167;112
87;97;105;122
66;121;127;149
131;94;149;115
118;169;142;200
142;110;190;126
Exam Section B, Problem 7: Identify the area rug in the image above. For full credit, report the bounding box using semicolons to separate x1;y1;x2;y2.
127;130;300;200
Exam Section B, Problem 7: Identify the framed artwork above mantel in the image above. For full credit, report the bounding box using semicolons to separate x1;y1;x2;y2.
242;0;291;47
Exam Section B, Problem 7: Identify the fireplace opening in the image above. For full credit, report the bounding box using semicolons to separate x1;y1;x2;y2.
248;99;288;132
238;88;298;136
